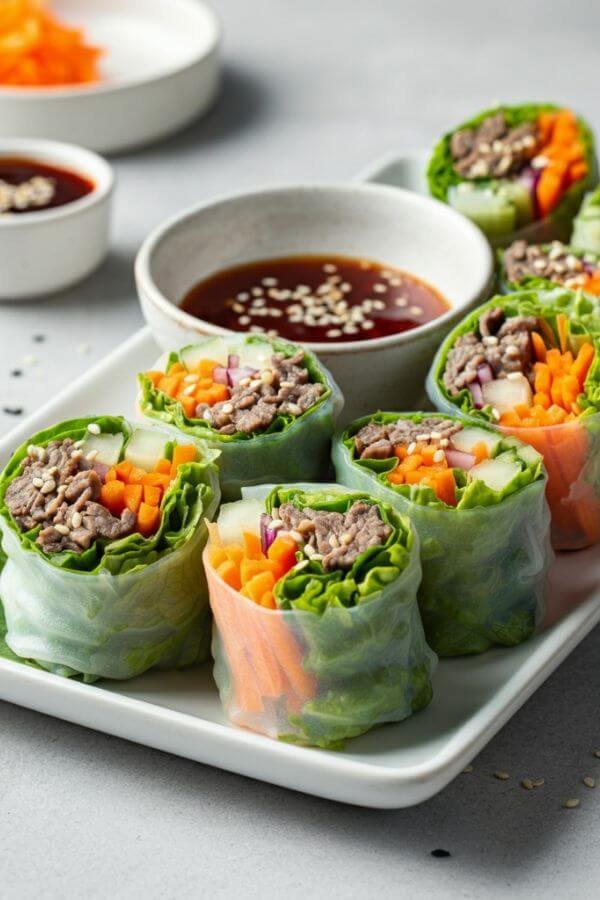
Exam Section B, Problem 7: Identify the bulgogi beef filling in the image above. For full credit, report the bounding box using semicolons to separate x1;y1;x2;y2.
504;239;595;290
354;418;462;460
443;308;538;396
450;112;539;180
276;500;391;571
5;438;135;555
197;350;323;435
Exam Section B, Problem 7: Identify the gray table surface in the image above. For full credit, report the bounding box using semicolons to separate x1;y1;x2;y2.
1;1;599;896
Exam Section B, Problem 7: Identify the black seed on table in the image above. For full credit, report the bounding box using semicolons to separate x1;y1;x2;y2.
2;407;23;416
10;369;23;377
32;334;46;343
431;849;451;858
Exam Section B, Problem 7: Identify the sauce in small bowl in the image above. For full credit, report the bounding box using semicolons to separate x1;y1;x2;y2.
180;254;449;344
0;156;94;216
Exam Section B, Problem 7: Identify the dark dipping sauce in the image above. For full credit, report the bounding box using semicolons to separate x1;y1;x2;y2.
180;255;449;344
0;157;94;215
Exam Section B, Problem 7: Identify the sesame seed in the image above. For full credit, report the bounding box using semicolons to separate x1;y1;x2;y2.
505;345;520;357
268;518;283;530
86;449;99;461
251;287;263;297
483;335;498;346
27;444;37;457
262;277;277;287
71;449;82;460
594;750;600;759
252;298;266;308
71;511;82;529
362;321;375;330
373;300;386;310
183;374;199;384
395;297;408;307
462;765;474;774
236;292;250;302
507;372;523;381
183;384;196;396
76;343;90;356
583;776;596;789
249;325;265;333
494;771;510;781
340;282;352;293
440;438;449;448
521;778;534;790
323;263;337;273
23;354;37;366
407;442;417;455
54;524;70;536
492;408;501;421
563;799;580;809
409;305;423;316
373;283;387;294
433;449;445;463
415;433;429;443
238;316;251;326
232;303;245;314
87;423;101;435
32;477;44;488
326;328;342;338
40;479;56;495
287;403;302;417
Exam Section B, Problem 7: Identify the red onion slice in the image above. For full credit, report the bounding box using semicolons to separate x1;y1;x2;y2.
227;354;240;369
476;363;494;384
228;365;258;386
260;513;276;554
468;381;485;409
213;366;229;385
445;448;476;471
94;462;110;481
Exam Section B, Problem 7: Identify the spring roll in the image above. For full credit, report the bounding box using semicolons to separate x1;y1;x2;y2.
0;416;220;680
427;103;597;246
138;334;343;501
204;484;435;748
426;287;600;549
333;412;552;657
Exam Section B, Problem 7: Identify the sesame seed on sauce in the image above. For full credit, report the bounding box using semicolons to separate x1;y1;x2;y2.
179;255;448;344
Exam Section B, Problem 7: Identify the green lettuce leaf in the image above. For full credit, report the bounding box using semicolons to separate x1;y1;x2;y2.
138;335;343;500
0;416;220;680
332;413;552;657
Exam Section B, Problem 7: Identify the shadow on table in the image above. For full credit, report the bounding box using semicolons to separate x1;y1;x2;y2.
113;63;270;162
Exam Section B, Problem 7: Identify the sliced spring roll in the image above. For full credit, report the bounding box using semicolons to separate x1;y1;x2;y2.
0;416;220;680
138;334;344;501
426;288;600;549
498;240;600;295
333;412;552;657
427;104;597;246
204;484;435;748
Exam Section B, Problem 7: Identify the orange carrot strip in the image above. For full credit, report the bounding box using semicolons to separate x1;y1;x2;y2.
155;458;172;475
137;502;161;537
172;444;197;469
556;313;568;354
243;531;263;560
143;484;162;507
531;332;547;363
123;483;143;515
100;480;125;516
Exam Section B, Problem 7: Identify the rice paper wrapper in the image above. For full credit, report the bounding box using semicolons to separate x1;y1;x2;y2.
205;486;436;749
138;335;344;501
0;416;220;681
333;428;552;657
426;288;600;550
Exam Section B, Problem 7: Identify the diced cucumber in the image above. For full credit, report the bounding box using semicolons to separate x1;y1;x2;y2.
217;498;264;545
125;427;170;471
571;217;600;255
469;456;522;492
240;337;277;371
450;426;502;457
515;443;542;467
81;431;124;466
498;180;534;227
448;183;517;238
180;338;228;370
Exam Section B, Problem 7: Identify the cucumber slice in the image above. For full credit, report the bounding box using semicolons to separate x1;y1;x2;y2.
498;181;534;227
240;337;277;371
217;498;264;545
449;426;502;457
571;217;600;255
448;183;517;238
515;443;542;467
80;431;124;466
180;338;228;370
125;427;170;471
469;456;522;492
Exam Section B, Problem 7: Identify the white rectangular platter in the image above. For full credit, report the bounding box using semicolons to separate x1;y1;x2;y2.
0;326;598;809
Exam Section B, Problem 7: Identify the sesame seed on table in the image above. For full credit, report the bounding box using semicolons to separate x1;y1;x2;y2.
1;0;600;896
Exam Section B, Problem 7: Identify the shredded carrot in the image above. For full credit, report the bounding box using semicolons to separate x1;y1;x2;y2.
145;356;239;420
209;533;299;609
388;442;457;505
534;109;589;216
0;0;103;87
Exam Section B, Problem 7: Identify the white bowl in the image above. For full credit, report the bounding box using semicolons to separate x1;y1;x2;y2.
0;0;221;154
0;138;114;301
135;183;494;421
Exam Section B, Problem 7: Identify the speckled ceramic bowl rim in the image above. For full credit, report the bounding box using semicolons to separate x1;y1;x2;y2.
0;138;114;227
135;181;494;355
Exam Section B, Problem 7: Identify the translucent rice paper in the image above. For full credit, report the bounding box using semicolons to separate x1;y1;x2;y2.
206;484;436;749
426;288;600;550
333;429;552;657
138;335;344;501
0;417;220;681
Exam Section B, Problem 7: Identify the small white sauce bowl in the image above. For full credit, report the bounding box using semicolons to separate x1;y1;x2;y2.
135;183;494;420
0;138;114;301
